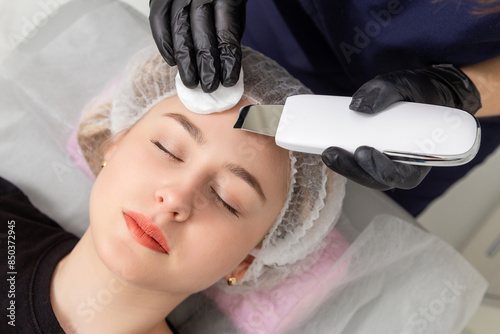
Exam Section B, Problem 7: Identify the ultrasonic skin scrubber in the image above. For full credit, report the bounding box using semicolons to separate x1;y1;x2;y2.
234;95;481;166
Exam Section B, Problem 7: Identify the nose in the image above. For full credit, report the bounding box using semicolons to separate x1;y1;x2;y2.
155;185;195;222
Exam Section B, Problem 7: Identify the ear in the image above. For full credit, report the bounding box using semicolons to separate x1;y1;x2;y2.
225;254;255;283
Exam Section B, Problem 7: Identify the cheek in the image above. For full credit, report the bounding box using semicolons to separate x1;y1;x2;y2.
98;141;160;203
181;221;268;281
88;146;150;234
88;172;112;227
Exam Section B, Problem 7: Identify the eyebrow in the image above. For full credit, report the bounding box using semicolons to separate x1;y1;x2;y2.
162;112;266;202
224;163;266;202
163;113;206;145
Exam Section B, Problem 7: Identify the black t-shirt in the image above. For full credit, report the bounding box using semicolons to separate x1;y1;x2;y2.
0;177;178;334
0;177;78;333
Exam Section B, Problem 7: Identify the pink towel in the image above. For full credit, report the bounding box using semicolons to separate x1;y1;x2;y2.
205;227;350;334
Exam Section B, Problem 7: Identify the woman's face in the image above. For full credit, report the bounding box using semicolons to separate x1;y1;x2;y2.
89;95;290;294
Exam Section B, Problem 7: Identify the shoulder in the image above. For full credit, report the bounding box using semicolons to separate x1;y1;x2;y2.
0;177;26;197
0;176;77;240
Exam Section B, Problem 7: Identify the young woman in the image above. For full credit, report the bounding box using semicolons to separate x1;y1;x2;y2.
0;45;344;334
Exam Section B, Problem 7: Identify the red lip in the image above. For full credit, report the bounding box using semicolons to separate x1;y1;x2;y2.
123;211;169;254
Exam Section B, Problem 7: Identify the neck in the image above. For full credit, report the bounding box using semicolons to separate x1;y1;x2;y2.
50;230;185;334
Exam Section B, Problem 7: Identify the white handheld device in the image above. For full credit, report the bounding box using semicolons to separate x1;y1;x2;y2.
234;95;481;166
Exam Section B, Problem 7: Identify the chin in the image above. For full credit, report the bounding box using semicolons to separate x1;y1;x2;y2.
96;233;148;284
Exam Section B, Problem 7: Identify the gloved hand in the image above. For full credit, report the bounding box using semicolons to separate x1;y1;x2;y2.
322;64;482;190
149;0;246;93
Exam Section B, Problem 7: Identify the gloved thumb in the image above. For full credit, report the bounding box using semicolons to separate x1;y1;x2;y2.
349;75;403;114
354;146;431;189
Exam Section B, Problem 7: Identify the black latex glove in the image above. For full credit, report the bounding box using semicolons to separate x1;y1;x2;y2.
322;64;481;190
149;0;246;93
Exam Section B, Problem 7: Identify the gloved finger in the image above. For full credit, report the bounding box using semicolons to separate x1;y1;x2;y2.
191;0;220;93
214;0;245;87
322;147;391;191
149;0;176;66
171;0;199;89
354;146;431;189
349;75;404;114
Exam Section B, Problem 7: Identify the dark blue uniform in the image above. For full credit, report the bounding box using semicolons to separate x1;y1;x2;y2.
242;0;500;216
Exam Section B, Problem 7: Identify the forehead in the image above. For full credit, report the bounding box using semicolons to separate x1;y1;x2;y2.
145;96;282;154
143;95;291;196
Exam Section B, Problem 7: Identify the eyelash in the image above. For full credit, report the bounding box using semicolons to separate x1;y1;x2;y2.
210;187;239;218
151;139;239;218
151;139;183;162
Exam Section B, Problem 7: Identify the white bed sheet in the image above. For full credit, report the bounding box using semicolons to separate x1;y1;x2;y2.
0;0;152;236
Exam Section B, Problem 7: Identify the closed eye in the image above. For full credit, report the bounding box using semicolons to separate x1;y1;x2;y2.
151;140;183;162
210;187;239;218
152;139;238;217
